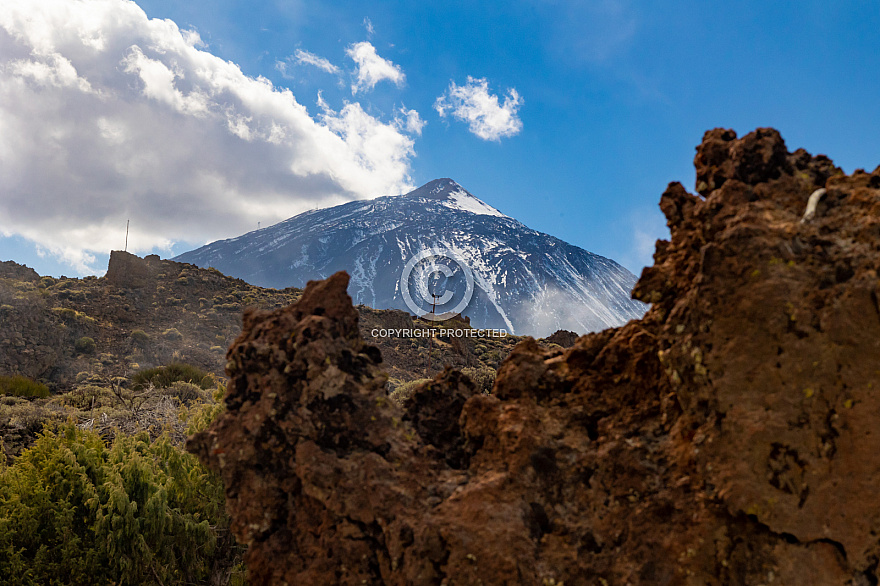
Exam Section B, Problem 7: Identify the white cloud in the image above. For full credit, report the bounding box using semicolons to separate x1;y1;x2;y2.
0;0;416;274
395;107;425;136
363;17;374;37
291;49;340;74
345;41;404;94
434;76;523;141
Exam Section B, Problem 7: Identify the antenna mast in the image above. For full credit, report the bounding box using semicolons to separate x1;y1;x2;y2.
426;291;439;376
124;220;129;252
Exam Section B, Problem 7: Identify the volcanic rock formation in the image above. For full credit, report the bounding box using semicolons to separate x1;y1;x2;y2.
189;127;880;585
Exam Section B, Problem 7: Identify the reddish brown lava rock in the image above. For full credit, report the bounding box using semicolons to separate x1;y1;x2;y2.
543;329;579;348
190;128;880;585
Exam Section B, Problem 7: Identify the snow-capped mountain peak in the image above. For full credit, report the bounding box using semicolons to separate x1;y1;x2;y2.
174;179;646;336
408;178;507;218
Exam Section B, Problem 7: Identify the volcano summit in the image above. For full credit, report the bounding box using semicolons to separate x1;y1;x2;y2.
175;179;645;336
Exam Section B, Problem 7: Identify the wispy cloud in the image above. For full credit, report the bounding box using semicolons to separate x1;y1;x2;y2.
293;49;340;74
0;0;416;274
363;17;374;38
345;41;405;94
434;77;523;141
275;49;340;79
395;107;426;136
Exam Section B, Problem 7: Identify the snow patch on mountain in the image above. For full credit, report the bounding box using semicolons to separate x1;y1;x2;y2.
443;188;506;218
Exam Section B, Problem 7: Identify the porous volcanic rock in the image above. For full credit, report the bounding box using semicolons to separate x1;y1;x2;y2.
190;128;880;585
543;329;579;348
104;250;160;289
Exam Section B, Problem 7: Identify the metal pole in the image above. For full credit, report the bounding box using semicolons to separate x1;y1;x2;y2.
125;220;129;252
426;293;439;376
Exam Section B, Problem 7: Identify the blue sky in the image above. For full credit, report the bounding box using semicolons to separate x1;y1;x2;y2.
2;0;880;278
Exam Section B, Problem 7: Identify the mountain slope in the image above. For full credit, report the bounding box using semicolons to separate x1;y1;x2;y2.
175;179;646;336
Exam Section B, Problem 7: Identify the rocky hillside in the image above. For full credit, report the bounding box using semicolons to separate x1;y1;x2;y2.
0;251;573;459
190;128;880;584
0;252;300;387
0;251;562;391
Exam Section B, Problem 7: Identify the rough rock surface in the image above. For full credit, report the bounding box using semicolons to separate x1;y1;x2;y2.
103;250;161;289
0;261;40;283
543;329;579;348
190;128;880;585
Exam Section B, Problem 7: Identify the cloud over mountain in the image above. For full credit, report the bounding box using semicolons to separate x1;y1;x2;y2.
435;76;523;141
0;0;416;273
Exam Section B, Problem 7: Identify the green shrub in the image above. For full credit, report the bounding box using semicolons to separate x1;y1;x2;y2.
58;289;87;302
162;328;183;341
461;366;496;394
389;378;431;406
0;425;243;585
162;381;207;405
0;375;49;399
181;386;227;436
53;307;96;325
130;329;150;347
53;307;77;320
131;363;213;391
0;401;60;434
74;336;96;355
0;395;27;407
58;385;112;410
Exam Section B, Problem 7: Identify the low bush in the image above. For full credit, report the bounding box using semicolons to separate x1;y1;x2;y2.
130;329;150;347
0;375;49;399
53;307;96;325
161;381;208;405
161;328;183;340
57;385;112;410
389;378;431;406
0;425;245;585
74;336;96;355
52;307;77;320
131;363;213;391
0;401;61;435
461;366;496;394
